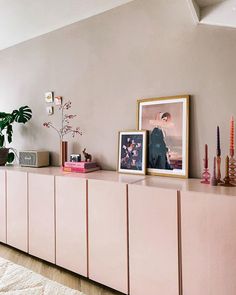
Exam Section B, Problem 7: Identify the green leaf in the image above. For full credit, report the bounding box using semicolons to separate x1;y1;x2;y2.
12;106;32;124
6;124;13;144
0;114;14;132
0;135;4;147
7;152;15;163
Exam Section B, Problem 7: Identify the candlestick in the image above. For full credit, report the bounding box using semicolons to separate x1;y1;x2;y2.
221;155;234;187
201;144;210;184
211;156;218;186
217;126;221;157
216;156;223;184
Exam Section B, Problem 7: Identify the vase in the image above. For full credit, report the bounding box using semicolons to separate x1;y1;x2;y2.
60;141;68;167
0;148;9;166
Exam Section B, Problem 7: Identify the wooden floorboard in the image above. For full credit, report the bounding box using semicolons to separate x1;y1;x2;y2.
0;243;123;295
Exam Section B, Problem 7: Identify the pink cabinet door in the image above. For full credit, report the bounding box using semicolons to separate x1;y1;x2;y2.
0;170;6;243
129;185;179;295
6;170;28;252
88;179;128;294
181;191;236;295
55;176;87;276
28;173;55;263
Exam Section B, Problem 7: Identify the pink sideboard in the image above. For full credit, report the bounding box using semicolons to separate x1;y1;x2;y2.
1;166;236;295
0;170;6;243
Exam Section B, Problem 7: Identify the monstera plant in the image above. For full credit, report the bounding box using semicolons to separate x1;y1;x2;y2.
0;106;32;164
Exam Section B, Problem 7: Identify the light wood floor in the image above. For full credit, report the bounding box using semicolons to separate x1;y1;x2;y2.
0;243;123;295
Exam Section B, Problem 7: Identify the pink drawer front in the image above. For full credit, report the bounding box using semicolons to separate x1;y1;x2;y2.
56;176;87;276
129;185;179;295
28;173;55;263
0;170;6;243
7;170;28;252
88;179;128;294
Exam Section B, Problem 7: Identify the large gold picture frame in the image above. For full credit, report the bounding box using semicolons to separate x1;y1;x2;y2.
137;95;189;178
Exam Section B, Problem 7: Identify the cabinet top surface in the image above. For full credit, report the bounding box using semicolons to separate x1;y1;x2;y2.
1;166;236;196
134;176;236;197
0;166;145;184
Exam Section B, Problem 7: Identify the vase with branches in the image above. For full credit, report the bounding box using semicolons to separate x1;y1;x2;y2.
43;100;82;166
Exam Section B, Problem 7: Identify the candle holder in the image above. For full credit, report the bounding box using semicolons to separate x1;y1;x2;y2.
216;156;223;184
201;144;210;184
220;156;235;187
211;157;218;186
229;156;236;185
201;167;210;184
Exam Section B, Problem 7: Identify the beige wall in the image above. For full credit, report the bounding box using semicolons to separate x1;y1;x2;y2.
0;0;236;178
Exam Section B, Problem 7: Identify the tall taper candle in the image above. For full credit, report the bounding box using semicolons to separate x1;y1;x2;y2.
230;116;234;157
204;144;208;169
217;126;221;157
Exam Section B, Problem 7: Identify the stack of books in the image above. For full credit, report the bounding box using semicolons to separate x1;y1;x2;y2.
63;161;100;173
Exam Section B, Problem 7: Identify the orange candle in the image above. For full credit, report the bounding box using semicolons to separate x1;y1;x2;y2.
230;116;234;156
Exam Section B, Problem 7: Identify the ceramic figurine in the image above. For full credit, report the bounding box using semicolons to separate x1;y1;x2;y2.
83;148;92;162
201;144;210;184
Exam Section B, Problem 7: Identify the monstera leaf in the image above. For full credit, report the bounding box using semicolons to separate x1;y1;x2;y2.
12;106;32;124
0;113;14;132
6;124;13;144
7;152;15;163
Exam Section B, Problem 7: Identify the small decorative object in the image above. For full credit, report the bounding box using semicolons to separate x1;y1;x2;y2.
43;100;82;166
220;155;234;187
46;106;54;115
211;156;218;186
229;116;236;184
82;148;92;162
45;91;54;103
201;144;210;184
63;161;99;173
54;96;62;106
216;126;223;184
118;130;147;175
137;95;189;178
70;154;81;162
65;161;97;169
0;106;32;164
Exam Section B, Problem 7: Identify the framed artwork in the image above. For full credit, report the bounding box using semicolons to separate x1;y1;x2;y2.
118;130;147;175
45;91;54;103
137;95;189;178
54;96;63;105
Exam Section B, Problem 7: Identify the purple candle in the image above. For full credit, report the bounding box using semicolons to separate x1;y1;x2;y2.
217;126;221;157
204;144;208;169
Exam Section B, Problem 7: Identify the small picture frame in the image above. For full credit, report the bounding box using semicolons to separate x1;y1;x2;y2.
46;106;54;115
118;130;147;175
137;95;189;178
54;96;62;105
45;91;54;103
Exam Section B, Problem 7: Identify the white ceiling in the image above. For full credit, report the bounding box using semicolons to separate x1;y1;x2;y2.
189;0;236;28
0;0;134;51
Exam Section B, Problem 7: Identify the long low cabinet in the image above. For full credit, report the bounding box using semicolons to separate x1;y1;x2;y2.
0;167;236;295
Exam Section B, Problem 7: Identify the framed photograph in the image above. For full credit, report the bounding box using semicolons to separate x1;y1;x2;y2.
118;130;147;175
137;95;189;178
45;91;54;103
54;96;62;105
